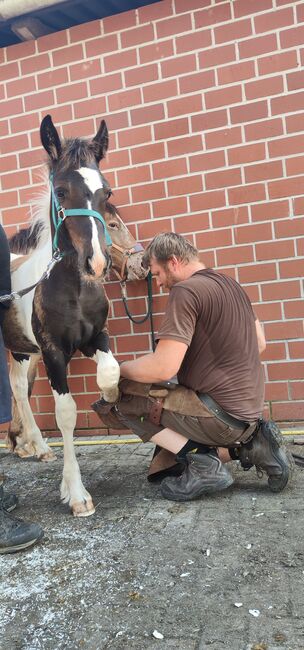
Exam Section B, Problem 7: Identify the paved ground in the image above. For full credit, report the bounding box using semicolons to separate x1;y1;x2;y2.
0;435;303;650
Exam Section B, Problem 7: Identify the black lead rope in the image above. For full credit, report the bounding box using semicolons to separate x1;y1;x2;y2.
121;271;156;351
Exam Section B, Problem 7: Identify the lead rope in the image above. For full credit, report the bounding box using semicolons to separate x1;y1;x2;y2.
120;271;156;351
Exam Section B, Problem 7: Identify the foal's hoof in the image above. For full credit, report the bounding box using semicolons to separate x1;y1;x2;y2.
38;449;57;462
72;498;95;517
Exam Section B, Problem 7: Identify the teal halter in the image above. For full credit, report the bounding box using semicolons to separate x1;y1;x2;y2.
50;174;112;251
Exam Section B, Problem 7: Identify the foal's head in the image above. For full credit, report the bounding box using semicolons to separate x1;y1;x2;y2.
40;114;112;281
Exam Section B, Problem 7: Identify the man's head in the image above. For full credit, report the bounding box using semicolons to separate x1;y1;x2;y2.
142;232;201;290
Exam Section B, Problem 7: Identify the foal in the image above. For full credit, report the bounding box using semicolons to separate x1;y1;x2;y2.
3;115;121;516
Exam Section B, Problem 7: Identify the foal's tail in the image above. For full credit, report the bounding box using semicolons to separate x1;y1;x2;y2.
9;222;43;254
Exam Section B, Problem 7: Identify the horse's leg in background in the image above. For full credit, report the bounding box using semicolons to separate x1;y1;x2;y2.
42;347;95;517
9;354;55;461
93;329;120;404
8;354;42;450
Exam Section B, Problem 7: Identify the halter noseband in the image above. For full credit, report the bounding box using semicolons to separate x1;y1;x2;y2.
50;175;112;251
110;241;144;281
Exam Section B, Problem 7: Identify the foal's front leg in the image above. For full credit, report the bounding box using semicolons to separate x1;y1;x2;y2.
93;328;120;404
43;349;95;517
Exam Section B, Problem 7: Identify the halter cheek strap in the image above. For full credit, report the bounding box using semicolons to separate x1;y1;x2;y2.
50;176;112;250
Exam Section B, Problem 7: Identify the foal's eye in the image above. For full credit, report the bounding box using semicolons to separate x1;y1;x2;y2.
107;221;119;230
106;189;112;199
56;189;65;201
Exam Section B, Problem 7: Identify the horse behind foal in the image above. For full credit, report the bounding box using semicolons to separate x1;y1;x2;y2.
3;115;123;517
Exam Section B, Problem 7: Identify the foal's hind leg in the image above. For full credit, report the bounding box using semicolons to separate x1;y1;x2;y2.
9;354;56;461
42;348;95;517
8;354;42;450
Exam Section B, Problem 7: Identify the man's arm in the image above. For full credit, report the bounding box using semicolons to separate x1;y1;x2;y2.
119;339;188;383
255;318;266;355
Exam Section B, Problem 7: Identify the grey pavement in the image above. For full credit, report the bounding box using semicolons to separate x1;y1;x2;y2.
0;436;303;650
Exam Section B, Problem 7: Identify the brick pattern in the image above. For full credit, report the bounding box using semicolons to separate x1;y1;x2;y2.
0;0;304;431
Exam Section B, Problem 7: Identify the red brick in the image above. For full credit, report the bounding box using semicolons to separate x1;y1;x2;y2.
285;113;304;134
0;61;19;81
161;53;196;78
240;34;278;62
230;100;268;124
69;20;101;43
103;149;130;171
279;259;304;279
139;40;174;64
0;154;17;173
24;90;55;112
256;240;295;261
240;284;259;304
192;109;228;132
269;175;304;200
238;263;277;283
258;51;298;76
90;72;122;96
286;155;304;177
104;49;137;73
273;402;304;421
138;218;172;241
153;197;189;219
271;91;304;116
101;111;129;132
156;14;192;39
124;64;158;87
2;206;29;226
70;59;101;83
6;40;35;61
143;79;177;103
251;200;290;222
228;183;266;205
199;43;236;69
175;0;209;12
296;237;304;256
153;158;188;180
245;118;283;142
234;0;272;17
37;67;69;90
196;228;232;250
168;175;203;196
174;213;210;235
1;133;28;155
117;334;150;353
206;85;242;109
212;206;249;228
290;382;304;400
255;7;294;33
218;61;255;86
195;3;232;29
103;10;136;33
10;112;40;134
265;381;289;401
132;181;166;203
108;88;142;112
118;125;152;148
40;104;73;127
0;97;23;118
255;302;282;321
0;119;8;137
205;126;242;150
235;222;272;244
280;25;304;48
131;142;165;165
262;280;301;301
189;150;225;173
154;117;189;141
73;96;107;119
176;29;212;54
245;76;283;101
228;143;266;166
179;69;215;94
245;160;283;183
1;170;30;190
121;24;154;48
167;94;202;118
287;70;304;93
205;168;242;190
190;190;226;212
268;361;304;380
263;344;287;363
56;82;87;104
37;29;68;51
167;135;202;157
6;75;37;98
284;301;304;319
131;104;165;126
215;18;252;44
268;134;304;158
293;196;304;215
217;245;254;266
114;203;151;223
117;165;151;187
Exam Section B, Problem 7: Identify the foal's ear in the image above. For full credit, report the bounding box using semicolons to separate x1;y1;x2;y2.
92;120;109;162
40;114;62;161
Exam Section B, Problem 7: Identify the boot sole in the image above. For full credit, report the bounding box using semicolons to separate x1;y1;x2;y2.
0;531;44;554
161;474;234;502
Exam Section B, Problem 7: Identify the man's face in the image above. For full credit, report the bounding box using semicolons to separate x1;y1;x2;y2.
150;257;180;291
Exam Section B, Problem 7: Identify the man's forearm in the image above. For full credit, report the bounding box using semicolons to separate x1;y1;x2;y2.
120;353;168;383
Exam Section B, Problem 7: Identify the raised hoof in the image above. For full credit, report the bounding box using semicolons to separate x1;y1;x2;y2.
14;447;34;459
72;499;95;517
38;450;57;462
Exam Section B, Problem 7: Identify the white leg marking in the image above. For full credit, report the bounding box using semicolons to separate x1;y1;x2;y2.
9;357;55;460
93;350;120;403
53;391;95;517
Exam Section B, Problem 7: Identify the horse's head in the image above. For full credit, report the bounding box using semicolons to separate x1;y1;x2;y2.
40;114;112;281
104;203;149;282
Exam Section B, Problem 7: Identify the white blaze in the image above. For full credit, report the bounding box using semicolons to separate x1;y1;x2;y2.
78;167;106;277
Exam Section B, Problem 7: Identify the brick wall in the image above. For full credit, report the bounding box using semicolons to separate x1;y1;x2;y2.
1;0;303;433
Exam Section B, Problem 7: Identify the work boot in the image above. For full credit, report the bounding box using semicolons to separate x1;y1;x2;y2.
160;452;233;502
237;419;291;492
0;485;44;554
2;490;18;512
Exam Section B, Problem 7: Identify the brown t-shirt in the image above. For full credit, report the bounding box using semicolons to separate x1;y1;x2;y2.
157;269;264;422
